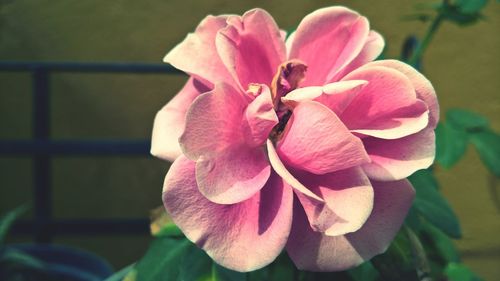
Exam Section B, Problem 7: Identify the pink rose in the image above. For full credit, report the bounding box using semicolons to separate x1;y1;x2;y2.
151;7;438;272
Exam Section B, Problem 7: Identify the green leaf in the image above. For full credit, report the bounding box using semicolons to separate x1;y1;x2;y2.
409;170;462;238
177;245;212;281
134;237;190;281
435;122;468;168
267;253;294;281
405;206;423;233
0;205;29;245
444;263;483;281
371;231;419;281
454;0;488;14
155;223;183;238
0;248;46;271
103;263;136;281
446;109;489;131
348;261;379;281
420;223;460;264
470;129;500;177
436;0;487;25
212;263;246;281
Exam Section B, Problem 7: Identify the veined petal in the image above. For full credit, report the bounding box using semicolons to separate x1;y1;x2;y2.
268;140;372;236
362;127;436;181
164;15;235;87
293;167;374;236
340;65;429;139
277;101;369;175
367;59;439;128
196;145;271;204
331;31;385;81
151;78;210;161
179;82;249;160
282;80;367;116
163;156;293;272
288;6;369;86
244;85;279;146
266;140;323;202
216;8;286;90
286;179;415;271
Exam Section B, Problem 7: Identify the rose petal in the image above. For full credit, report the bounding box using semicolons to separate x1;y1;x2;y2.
163;156;293;272
244;85;278;146
288;6;369;86
293;167;374;236
277;101;369;174
196;145;271;204
179;83;249;160
164;15;235;87
286;179;415;271
269;140;371;237
282;80;367;116
266;140;323;202
216;8;286;90
151;78;209;161
340;65;429;139
367;59;439;128
331;31;385;81
362;127;436;181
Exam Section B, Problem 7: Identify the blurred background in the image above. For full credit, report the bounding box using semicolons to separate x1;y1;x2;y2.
0;0;498;279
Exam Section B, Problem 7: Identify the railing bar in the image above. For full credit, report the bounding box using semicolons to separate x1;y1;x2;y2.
0;61;185;74
0;140;150;155
32;68;52;243
12;219;150;236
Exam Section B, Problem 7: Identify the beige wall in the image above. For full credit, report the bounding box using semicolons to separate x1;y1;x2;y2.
0;0;498;279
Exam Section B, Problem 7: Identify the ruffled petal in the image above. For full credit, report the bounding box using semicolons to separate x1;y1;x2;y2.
164;15;235;87
293;167;374;236
151;78;209;161
266;140;323;202
287;7;369;86
268;141;372;236
286;179;415;271
367;59;439;128
163;156;293;272
277;101;369;175
244;85;279;146
331;31;385;81
180;83;275;204
216;8;286;90
362;127;436;181
340;65;429;139
179;83;249;160
196;145;271;204
282;80;367;116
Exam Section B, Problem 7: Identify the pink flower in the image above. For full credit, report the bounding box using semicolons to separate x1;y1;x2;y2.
151;7;438;272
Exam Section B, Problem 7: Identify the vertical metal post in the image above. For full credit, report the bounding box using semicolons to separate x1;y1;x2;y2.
32;67;52;243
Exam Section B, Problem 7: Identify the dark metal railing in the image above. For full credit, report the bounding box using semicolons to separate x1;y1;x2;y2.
0;61;184;242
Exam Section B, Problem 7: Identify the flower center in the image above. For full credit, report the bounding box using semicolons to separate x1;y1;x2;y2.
269;60;307;141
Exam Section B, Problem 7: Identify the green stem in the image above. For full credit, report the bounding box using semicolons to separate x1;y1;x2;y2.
408;13;444;67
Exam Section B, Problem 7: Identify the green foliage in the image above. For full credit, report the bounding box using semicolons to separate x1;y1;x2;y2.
0;205;28;245
133;237;190;281
470;129;500;177
371;231;419;281
436;122;468;168
347;262;378;281
409;170;462;238
446;109;489;131
421;223;460;265
436;0;489;25
102;264;135;281
444;263;484;281
436;108;500;178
